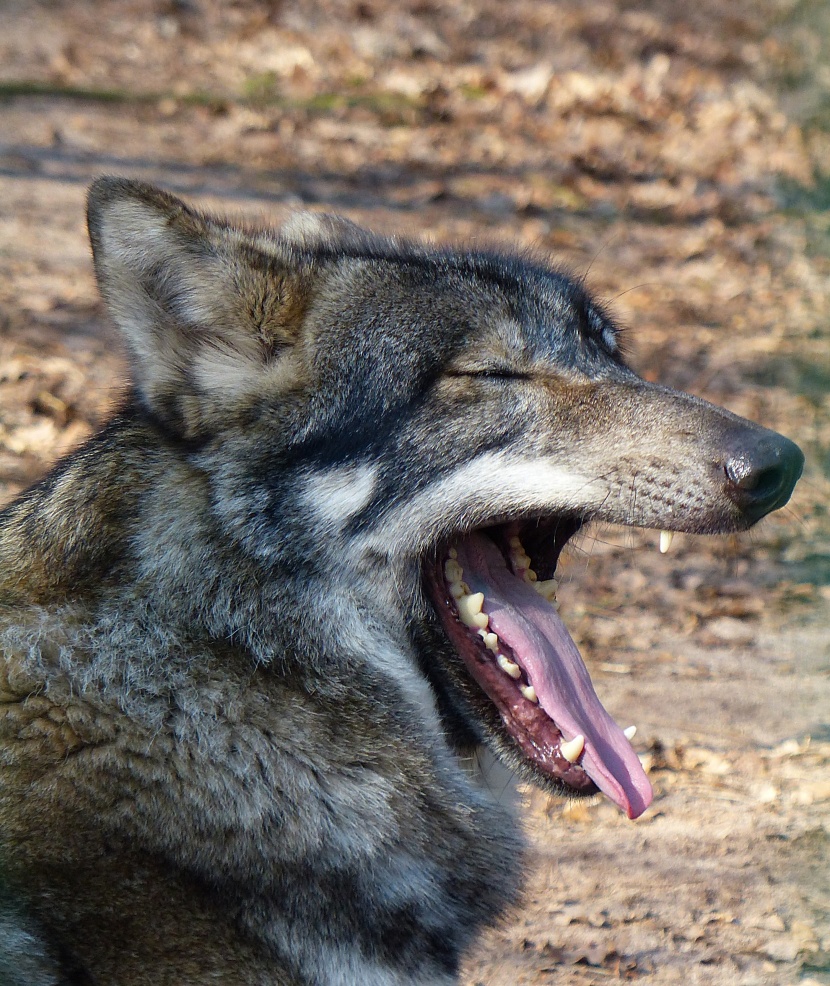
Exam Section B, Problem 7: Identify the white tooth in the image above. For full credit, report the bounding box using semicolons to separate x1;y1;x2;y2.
464;592;484;614
659;530;674;554
520;684;538;703
445;559;464;583
623;725;637;741
457;592;488;630
483;632;499;651
560;734;585;763
535;578;559;600
509;535;523;549
448;547;458;559
497;654;522;679
456;595;475;624
525;568;538;583
509;545;532;570
449;581;465;599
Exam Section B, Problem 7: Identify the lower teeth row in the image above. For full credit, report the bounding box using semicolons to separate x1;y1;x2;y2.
496;653;521;678
501;542;583;759
444;546;639;767
445;548;540;703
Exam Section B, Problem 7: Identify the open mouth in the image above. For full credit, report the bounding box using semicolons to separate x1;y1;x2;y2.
425;518;653;820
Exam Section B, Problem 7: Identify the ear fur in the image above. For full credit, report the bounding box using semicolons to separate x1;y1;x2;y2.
87;177;314;435
279;211;378;252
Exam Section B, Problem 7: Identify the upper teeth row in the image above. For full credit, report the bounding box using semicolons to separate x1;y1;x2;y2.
508;535;534;578
508;536;560;607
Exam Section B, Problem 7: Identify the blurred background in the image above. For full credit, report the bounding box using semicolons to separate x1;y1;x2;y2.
1;1;828;983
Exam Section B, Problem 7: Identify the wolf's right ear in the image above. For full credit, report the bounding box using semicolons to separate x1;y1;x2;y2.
87;177;312;436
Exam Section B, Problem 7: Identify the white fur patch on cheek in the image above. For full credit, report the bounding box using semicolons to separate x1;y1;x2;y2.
365;453;606;556
461;456;601;505
303;463;378;531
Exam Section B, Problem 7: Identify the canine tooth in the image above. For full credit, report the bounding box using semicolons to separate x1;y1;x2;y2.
497;654;522;679
520;684;538;703
445;559;464;583
560;734;585;763
623;725;637;741
449;581;466;599
659;530;674;554
483;632;499;651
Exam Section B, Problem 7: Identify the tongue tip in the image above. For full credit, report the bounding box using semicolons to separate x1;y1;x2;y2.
601;784;652;820
582;747;654;819
615;776;653;820
625;788;653;820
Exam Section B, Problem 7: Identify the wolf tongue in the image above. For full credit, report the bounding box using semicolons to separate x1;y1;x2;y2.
456;534;653;820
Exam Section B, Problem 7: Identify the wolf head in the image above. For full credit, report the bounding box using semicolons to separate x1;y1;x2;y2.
87;177;803;819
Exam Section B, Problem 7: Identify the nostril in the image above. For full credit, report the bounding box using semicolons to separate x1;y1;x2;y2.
724;456;786;496
749;464;789;498
722;433;804;520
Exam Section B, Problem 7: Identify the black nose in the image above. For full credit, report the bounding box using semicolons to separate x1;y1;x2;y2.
723;431;804;522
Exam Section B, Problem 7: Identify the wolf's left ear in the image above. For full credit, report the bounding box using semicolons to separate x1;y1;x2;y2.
87;177;311;435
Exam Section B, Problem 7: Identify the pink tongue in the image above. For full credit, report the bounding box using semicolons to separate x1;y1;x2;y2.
455;533;652;819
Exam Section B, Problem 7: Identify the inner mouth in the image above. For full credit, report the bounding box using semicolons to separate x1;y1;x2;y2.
425;517;653;820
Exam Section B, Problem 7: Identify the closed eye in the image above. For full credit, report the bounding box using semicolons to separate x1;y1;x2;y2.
447;368;531;381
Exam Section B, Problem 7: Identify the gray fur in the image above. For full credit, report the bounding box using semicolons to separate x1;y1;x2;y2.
0;897;65;986
0;178;801;983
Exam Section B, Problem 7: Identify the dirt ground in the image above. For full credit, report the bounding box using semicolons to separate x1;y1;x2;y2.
1;1;829;983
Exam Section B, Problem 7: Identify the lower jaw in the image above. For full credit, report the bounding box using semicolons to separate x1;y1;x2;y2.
424;554;599;798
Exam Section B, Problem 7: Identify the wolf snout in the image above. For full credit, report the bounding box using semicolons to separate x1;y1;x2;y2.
721;429;804;522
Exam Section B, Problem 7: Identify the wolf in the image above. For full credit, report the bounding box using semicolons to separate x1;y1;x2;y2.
0;178;802;985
